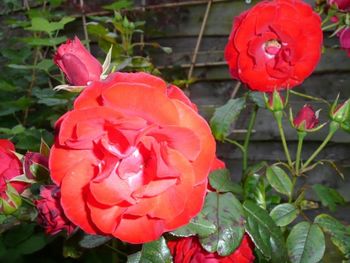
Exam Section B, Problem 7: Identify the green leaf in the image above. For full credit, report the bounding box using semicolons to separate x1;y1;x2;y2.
210;97;246;141
0;80;16;92
286;221;325;263
170;215;216;238
127;237;172;263
315;214;350;258
36;59;54;71
312;184;345;211
209;169;242;195
244;173;266;209
199;192;245;256
16;233;48;255
270;203;298;227
21;36;67;46
249;92;266;108
26;17;75;34
103;0;132;10
40;138;50;158
29;163;49;180
243;200;288;263
79;234;111;249
266;165;292;197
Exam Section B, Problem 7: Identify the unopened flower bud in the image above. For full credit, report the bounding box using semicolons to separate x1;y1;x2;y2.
330;98;350;124
265;90;286;112
293;105;319;131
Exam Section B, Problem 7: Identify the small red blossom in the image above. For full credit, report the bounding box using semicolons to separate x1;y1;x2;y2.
168;234;255;263
224;0;323;92
54;36;102;86
36;185;75;235
293;105;319;130
339;28;350;57
0;139;26;214
328;0;350;11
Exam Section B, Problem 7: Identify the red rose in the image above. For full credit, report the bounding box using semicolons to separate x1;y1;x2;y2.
293;104;319;130
54;37;102;86
49;72;216;243
224;0;323;92
168;234;255;263
0;139;26;214
35;185;75;235
339;28;350;57
328;0;350;11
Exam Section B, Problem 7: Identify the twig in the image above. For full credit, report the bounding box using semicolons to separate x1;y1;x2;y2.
187;0;213;88
230;82;241;99
80;0;90;51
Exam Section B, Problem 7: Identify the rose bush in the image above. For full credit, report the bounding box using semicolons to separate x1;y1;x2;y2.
224;0;323;92
49;72;216;243
36;185;76;235
54;36;103;86
168;234;255;263
0;139;26;214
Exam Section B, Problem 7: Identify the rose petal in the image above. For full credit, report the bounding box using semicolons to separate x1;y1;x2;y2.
60;160;98;234
102;83;179;125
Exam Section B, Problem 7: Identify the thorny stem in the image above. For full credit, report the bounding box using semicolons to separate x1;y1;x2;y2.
242;105;258;174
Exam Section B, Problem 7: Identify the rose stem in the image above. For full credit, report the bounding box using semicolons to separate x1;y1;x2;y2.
302;122;338;169
242;104;258;174
295;131;306;175
273;111;293;167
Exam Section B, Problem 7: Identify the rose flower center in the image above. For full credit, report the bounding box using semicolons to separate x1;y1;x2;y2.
264;39;282;56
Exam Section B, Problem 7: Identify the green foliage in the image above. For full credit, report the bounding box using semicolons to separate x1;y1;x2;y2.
312;184;346;211
266;165;292;197
0;224;50;261
210;97;246;141
79;234;112;249
209;168;243;195
315;214;350;259
170;214;216;238
270;203;298;227
127;237;172;263
243;201;288;263
199;192;245;256
286;222;325;263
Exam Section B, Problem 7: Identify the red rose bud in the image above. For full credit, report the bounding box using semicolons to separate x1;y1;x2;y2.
293;105;319;130
35;185;75;236
331;98;350;124
339;28;350;57
328;0;350;11
266;90;286;112
168;234;255;263
0;139;27;214
54;36;102;86
24;152;49;180
224;0;322;92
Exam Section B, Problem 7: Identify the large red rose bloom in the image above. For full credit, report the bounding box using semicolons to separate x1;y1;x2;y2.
49;72;216;243
224;0;323;92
